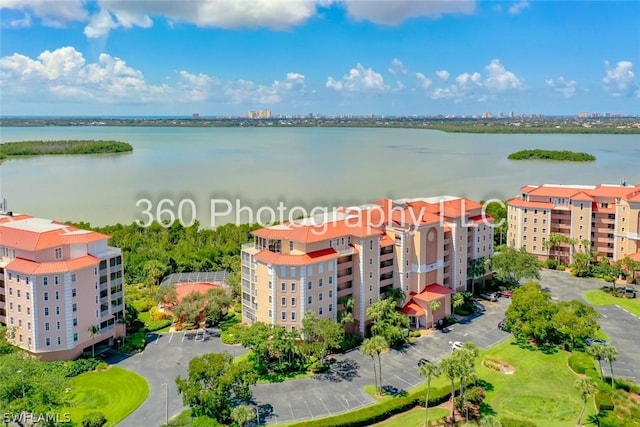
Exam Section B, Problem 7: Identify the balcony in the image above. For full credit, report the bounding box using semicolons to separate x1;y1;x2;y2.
110;291;123;300
380;252;394;262
379;277;394;287
338;281;353;292
338;255;352;265
111;304;123;313
100;310;110;318
338;288;354;298
380;246;393;256
0;301;5;310
338;275;353;286
380;265;393;275
338;267;353;277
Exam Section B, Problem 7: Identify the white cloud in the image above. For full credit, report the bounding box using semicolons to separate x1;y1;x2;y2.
0;0;87;27
435;70;450;80
546;77;578;98
484;59;522;91
508;1;530;15
343;0;476;25
455;71;482;89
0;46;168;103
326;63;387;92
415;72;432;90
84;0;329;37
7;13;31;28
602;60;636;97
389;58;407;75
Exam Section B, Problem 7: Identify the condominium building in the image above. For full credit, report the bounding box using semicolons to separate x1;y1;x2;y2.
241;196;494;335
507;183;640;264
0;212;125;361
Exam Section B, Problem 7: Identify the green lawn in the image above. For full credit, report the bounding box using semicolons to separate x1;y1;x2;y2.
583;289;640;317
139;311;173;333
371;407;448;426
63;366;149;426
478;338;596;426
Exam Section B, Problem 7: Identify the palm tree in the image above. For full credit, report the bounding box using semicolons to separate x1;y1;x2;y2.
429;300;441;329
467;257;486;293
386;287;406;305
458;343;479;421
587;343;606;379
575;377;596;426
419;360;441;427
230;404;256;427
452;293;465;314
371;335;388;395
602;345;619;387
361;338;380;396
439;354;459;424
88;324;101;358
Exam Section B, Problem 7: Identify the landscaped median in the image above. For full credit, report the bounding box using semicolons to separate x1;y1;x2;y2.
583;289;640;317
62;366;149;427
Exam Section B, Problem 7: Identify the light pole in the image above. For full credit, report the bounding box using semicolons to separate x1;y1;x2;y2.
253;405;260;426
162;383;168;426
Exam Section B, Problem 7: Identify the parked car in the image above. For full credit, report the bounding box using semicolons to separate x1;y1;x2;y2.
479;293;498;302
500;290;513;298
473;300;486;312
450;341;464;350
585;338;608;346
541;287;552;293
498;319;508;331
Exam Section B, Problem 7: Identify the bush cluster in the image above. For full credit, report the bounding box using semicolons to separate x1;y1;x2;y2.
120;331;147;353
500;417;538;427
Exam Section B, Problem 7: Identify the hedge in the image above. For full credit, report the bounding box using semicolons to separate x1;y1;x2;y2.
500;417;538;427
568;351;595;375
290;383;457;427
595;391;614;412
145;319;173;332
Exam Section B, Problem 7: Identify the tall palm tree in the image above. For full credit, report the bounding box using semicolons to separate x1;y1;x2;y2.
386;287;406;305
575;377;596;426
419;361;441;427
371;335;388;395
429;300;441;329
439;354;459;424
587;343;606;379
361;338;380;396
452;293;464;314
88;324;101;358
230;404;256;427
458;343;479;421
602;345;619;387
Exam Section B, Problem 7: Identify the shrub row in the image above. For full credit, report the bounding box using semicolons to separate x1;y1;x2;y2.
595;391;615;412
145;319;173;332
120;331;147;353
291;383;457;427
567;351;596;375
500;417;537;427
483;358;503;373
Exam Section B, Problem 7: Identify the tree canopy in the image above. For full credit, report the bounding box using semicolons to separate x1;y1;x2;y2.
488;246;540;285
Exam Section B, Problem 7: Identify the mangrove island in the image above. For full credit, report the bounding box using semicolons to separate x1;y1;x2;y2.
0;140;133;160
507;149;596;161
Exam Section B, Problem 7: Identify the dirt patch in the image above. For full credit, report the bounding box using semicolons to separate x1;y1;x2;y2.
483;357;516;374
630;393;640;405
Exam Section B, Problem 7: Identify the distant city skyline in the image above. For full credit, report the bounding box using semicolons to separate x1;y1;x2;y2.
1;1;639;116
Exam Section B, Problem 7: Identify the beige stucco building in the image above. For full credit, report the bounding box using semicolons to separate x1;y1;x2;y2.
507;183;640;264
241;196;494;335
0;212;125;361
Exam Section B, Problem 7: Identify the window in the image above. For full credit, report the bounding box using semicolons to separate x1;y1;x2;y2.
289;241;294;251
280;266;286;278
291;312;296;321
45;338;51;347
329;304;333;312
71;273;76;283
8;287;11;296
9;317;13;325
17;290;20;298
55;247;62;259
56;321;61;330
318;306;323;315
291;282;296;292
56;306;60;315
281;282;286;292
328;290;333;298
26;292;29;300
369;272;372;278
26;277;30;285
328;276;333;284
73;318;78;327
45;322;50;331
319;293;323;301
290;267;296;277
44;307;49;316
308;295;313;304
307;281;312;290
17;304;21;313
17;274;20;283
319;278;323;287
55;291;59;300
269;309;272;318
533;228;537;233
54;276;59;285
281;297;286;307
72;303;77;313
74;333;78;342
26;307;30;315
268;281;272;289
72;288;77;297
307;265;313;276
370;240;373;250
57;337;61;345
319;263;324;274
369;259;373;265
534;218;537;224
291;297;296;306
369;298;373;304
18;319;22;327
27;322;31;331
369;284;373;292
281;312;286;321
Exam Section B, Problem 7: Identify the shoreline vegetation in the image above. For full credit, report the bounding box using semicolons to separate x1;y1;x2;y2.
508;149;596;161
0;140;133;160
1;117;640;134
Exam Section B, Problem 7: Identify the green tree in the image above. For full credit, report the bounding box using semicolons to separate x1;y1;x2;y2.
238;322;272;367
366;297;409;347
602;345;618;387
371;335;388;396
429;300;441;329
457;343;479;422
175;352;257;424
587;343;607;380
230;404;256;427
82;412;107;427
301;311;343;360
603;260;623;289
361;338;380;396
452;293;465;313
0;326;16;355
155;284;178;305
467;257;487;293
439;354;459;424
385;287;406;305
88;324;101;358
570;251;596;277
418;360;441;427
483;201;507;246
203;288;233;326
504;281;558;344
552;300;601;349
487;246;540;285
574;377;596;426
143;259;169;286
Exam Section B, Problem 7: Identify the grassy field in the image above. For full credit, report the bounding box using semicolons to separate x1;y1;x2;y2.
63;366;149;426
583;289;640;317
478;338;596;426
371;407;449;426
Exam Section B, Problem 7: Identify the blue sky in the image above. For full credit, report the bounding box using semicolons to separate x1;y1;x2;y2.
0;1;638;116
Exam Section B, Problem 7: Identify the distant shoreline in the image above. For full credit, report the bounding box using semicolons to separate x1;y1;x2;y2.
1;117;639;134
0;140;133;160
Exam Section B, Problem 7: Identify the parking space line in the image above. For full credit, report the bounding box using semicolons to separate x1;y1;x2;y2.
287;402;296;421
154;334;160;345
304;400;314;417
393;374;413;387
335;394;350;411
168;331;174;344
317;397;332;415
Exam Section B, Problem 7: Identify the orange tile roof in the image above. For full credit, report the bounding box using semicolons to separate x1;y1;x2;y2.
521;184;640;201
411;283;454;302
571;191;595;201
507;198;553;209
7;255;99;275
380;234;394;247
400;299;425;316
629;252;640;262
469;214;494;224
527;186;582;198
253;247;339;266
0;218;110;251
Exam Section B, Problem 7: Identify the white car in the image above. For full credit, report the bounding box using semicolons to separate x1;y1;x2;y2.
450;341;464;350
